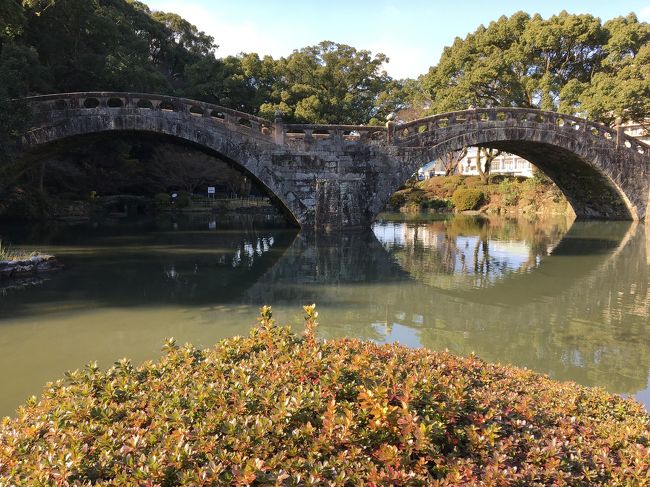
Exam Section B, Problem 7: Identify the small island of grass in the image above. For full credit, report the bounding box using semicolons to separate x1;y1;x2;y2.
1;306;648;485
0;240;61;280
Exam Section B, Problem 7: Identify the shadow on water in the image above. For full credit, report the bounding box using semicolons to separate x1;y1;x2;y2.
0;213;649;415
0;214;299;317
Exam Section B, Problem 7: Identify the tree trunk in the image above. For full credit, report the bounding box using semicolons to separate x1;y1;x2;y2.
476;150;488;184
441;147;468;177
478;148;501;184
38;161;46;193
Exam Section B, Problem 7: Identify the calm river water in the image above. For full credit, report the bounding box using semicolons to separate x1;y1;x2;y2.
1;213;649;416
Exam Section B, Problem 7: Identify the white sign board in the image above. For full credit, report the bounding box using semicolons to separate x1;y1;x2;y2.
207;187;216;194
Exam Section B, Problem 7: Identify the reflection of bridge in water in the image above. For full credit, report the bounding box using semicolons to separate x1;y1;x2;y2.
245;219;650;397
0;219;298;314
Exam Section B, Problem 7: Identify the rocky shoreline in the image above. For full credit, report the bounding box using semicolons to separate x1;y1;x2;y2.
0;255;63;280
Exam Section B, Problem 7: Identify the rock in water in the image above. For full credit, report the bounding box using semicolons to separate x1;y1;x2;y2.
0;255;63;279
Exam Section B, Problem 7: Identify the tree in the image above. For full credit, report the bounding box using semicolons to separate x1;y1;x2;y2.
184;53;276;113
422;12;535;112
421;11;617;116
393;78;432;122
258;41;395;124
579;14;650;124
0;0;24;40
522;11;607;112
0;6;49;186
18;0;218;94
440;147;468;176
146;145;226;194
149;11;216;86
476;148;502;184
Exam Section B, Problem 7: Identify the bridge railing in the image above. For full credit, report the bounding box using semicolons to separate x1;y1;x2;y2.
23;92;276;142
391;108;650;157
21;94;650;157
282;123;386;144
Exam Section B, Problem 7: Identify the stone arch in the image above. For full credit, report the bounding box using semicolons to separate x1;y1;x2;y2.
17;108;304;227
370;121;649;221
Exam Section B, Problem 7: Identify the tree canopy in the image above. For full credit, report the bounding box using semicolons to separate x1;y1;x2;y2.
420;10;650;123
2;4;649;128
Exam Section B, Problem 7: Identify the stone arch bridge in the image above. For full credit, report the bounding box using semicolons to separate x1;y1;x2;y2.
13;92;650;228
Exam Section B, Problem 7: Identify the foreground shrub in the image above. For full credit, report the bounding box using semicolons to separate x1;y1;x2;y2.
1;306;648;485
451;188;485;211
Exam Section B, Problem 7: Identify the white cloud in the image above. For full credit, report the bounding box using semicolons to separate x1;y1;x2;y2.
144;1;290;58
639;6;650;21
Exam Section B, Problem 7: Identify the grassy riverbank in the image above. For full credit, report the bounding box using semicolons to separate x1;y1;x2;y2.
1;306;647;485
0;241;35;262
388;174;572;217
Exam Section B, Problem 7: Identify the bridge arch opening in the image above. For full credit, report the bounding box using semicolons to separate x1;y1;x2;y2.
12;131;300;227
474;139;634;220
379;130;638;222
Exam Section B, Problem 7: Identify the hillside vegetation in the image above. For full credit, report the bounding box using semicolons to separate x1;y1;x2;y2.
388;175;572;216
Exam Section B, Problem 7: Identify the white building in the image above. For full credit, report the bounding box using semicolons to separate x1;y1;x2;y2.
418;148;534;179
459;148;534;178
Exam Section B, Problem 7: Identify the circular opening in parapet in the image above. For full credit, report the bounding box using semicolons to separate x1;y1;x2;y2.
190;105;204;116
136;99;153;109
159;101;175;111
107;98;124;108
83;98;100;108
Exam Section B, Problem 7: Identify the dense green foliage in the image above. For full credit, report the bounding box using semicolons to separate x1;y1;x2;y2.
451;188;485;211
421;11;650;123
1;306;648;485
0;1;402;124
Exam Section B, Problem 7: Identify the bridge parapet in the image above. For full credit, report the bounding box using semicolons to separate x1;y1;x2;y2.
24;92;276;142
282;123;386;148
391;108;650;157
23;94;649;158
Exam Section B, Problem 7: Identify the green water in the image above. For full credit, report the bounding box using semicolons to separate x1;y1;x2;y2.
1;213;649;416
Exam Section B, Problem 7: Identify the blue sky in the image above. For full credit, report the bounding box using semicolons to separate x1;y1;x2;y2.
145;0;650;79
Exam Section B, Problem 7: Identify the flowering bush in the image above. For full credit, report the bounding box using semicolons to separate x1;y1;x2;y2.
1;306;648;485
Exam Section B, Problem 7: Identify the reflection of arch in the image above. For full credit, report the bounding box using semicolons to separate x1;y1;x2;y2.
245;220;638;306
17;94;301;226
0;223;298;309
372;109;650;222
381;217;569;292
425;221;636;306
241;222;649;394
